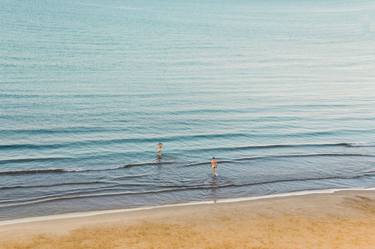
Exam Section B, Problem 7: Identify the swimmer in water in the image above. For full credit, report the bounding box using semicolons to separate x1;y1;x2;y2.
156;142;163;159
210;156;218;176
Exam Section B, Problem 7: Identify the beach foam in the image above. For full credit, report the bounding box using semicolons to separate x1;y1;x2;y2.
1;187;374;227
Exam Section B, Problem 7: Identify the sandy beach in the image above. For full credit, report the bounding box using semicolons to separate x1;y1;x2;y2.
0;189;374;249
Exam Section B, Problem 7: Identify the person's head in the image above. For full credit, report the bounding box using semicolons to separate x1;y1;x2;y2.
212;157;215;159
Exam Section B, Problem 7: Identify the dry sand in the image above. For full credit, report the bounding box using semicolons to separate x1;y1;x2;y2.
0;190;374;249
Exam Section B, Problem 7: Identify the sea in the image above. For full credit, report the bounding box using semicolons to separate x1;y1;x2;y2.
1;0;375;221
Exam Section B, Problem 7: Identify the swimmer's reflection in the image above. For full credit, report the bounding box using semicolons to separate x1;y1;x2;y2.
210;176;219;203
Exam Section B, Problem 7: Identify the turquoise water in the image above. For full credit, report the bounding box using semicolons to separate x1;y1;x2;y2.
1;0;375;220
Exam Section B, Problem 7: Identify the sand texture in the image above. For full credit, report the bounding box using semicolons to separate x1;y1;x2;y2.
0;190;374;249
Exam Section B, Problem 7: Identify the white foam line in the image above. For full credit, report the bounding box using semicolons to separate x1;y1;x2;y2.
217;187;375;203
0;187;374;227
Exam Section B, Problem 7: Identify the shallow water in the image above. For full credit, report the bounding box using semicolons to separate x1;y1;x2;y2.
1;0;375;220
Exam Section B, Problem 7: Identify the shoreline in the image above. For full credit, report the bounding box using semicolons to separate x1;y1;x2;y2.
1;186;374;226
1;188;374;248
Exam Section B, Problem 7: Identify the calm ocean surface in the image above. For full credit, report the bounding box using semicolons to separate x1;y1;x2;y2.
1;0;375;221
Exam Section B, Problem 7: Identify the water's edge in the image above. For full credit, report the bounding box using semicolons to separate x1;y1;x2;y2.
1;187;374;227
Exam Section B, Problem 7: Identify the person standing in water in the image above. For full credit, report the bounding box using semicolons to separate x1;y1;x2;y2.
210;157;218;176
156;142;163;159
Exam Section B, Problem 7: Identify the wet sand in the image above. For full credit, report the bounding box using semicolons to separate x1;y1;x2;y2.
1;190;374;249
